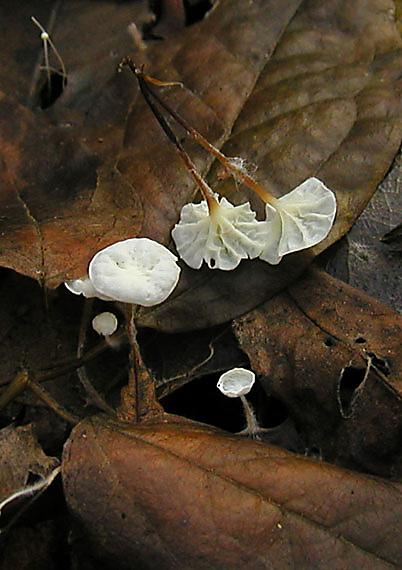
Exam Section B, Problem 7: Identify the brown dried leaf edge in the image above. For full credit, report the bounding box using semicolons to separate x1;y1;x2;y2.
63;416;402;569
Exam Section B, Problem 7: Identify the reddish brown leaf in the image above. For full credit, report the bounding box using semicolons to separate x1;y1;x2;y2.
63;415;402;569
234;266;402;477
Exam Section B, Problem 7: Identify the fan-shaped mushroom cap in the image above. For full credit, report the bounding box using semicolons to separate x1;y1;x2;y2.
92;312;118;336
260;177;336;264
217;368;255;398
172;196;265;270
88;238;181;306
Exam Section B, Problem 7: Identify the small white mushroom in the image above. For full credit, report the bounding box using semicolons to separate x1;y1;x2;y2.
260;177;337;264
172;196;265;270
92;312;118;337
88;238;181;306
217;367;255;397
217;368;259;437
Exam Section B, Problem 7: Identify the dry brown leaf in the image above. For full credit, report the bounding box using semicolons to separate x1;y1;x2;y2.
62;415;402;569
0;424;58;504
0;0;150;110
327;150;402;312
0;0;302;287
234;266;402;478
140;0;402;331
0;0;401;331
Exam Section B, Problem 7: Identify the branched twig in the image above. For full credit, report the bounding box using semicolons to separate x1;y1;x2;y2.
0;370;79;425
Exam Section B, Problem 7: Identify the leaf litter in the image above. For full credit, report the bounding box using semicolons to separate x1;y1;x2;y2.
0;1;401;569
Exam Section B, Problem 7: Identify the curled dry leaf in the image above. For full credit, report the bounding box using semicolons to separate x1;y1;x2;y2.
234;267;402;478
140;325;246;399
63;415;402;570
0;424;59;505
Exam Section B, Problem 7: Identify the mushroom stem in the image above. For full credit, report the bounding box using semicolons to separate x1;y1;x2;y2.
135;64;278;206
31;16;67;89
77;299;116;416
122;58;218;212
118;305;163;423
240;395;259;437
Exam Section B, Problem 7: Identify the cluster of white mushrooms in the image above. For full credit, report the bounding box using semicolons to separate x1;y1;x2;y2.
172;176;336;270
61;63;338;435
65;175;336;305
64;172;335;437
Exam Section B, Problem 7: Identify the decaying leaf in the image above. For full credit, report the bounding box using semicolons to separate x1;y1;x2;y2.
2;0;400;329
0;0;302;287
234;266;402;477
140;325;246;398
63;415;402;569
327;150;402;312
140;0;402;331
0;424;58;505
0;521;61;570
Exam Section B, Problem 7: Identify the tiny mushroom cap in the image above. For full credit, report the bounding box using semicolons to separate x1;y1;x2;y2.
92;312;118;337
88;237;181;306
217;367;255;398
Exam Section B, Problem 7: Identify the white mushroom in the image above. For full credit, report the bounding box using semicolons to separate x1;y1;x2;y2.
217;368;259;437
92;312;118;337
259;177;337;264
88;238;181;306
64;277;113;301
217;367;255;397
172;196;265;270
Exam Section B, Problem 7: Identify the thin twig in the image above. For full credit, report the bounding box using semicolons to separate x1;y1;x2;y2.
28;381;79;425
0;370;79;425
0;371;29;410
